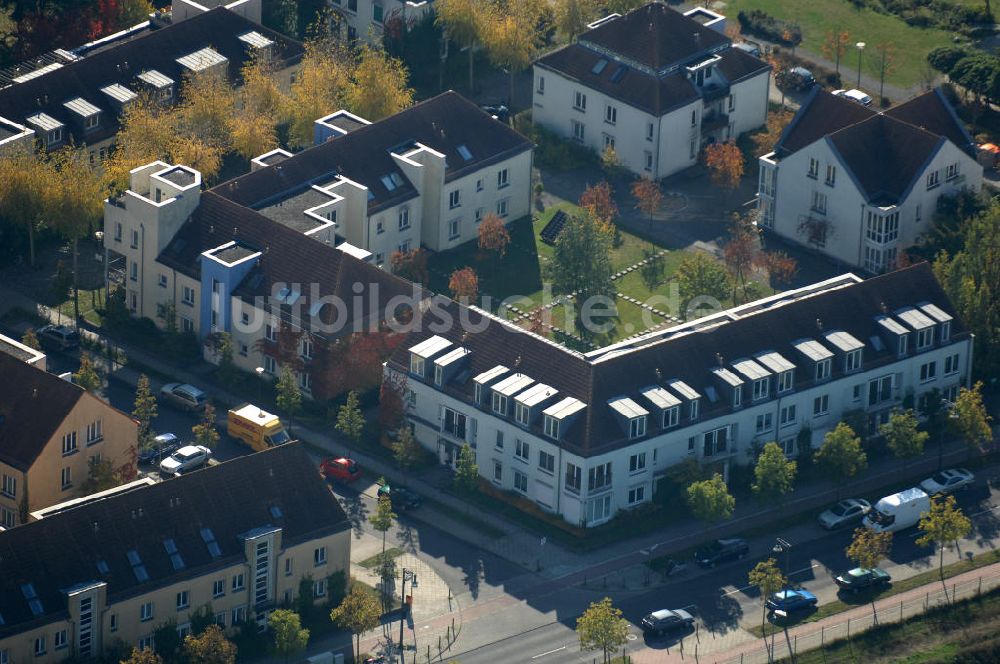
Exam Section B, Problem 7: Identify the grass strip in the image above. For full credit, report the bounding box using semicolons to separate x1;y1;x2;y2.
358;547;404;570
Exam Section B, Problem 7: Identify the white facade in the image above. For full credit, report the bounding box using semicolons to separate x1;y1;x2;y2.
759;138;981;272
330;0;433;43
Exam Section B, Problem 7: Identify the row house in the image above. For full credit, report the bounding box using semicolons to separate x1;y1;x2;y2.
533;1;769;179
0;5;302;159
0;444;350;662
757;88;982;272
0;354;137;528
386;263;972;527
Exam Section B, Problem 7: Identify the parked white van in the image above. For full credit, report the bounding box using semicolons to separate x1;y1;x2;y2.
863;487;931;533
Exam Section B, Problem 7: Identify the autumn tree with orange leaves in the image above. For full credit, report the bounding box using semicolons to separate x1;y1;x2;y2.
378;370;408;434
311;329;405;400
391;248;430;284
724;211;798;302
449;267;479;301
821;30;851;74
704;141;744;192
579;181;618;228
632;178;663;230
478;213;511;259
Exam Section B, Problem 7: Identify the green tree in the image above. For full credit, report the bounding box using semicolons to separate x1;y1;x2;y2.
927;45;972;75
133;374;158;452
275;365;302;436
846;527;893;621
453;442;479;497
216;332;236;385
263;0;299;36
880;409;928;472
0;150;58;267
80;456;118;494
548;212;615;298
344;45;414;122
369;492;397;609
269;609;309;663
182;625;236;664
121;648;163;664
73;353;103;393
917;494;972;601
482;4;540;105
814;422;867;496
391;425;423;474
21;328;41;350
951;381;993;457
676;252;730;319
335;390;365;444
192;404;220;450
748;558;786;647
686;473;735;522
152;620;181;664
575;597;629;664
436;0;484;92
553;0;597;42
330;584;382;658
752;442;797;506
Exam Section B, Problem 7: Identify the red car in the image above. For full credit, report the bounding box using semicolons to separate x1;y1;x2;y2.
319;457;361;483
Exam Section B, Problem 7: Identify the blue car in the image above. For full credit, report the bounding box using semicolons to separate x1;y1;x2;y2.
766;589;817;613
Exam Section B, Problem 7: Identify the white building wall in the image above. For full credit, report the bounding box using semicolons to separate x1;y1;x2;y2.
727;72;770;136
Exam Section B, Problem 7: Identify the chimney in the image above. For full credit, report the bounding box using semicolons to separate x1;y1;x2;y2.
816;318;823;331
716;353;724;366
654;367;663;382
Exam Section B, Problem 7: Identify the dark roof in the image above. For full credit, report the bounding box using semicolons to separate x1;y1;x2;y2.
774;88;876;157
158;192;418;331
0;354;85;470
580;2;729;72
388;263;965;457
884;87;975;153
0;443;349;635
0;8;303;147
213;91;532;214
829;115;944;205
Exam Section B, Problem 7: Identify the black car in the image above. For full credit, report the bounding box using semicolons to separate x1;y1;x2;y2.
138;433;181;465
377;484;423;511
640;608;694;636
693;538;749;567
480;103;509;123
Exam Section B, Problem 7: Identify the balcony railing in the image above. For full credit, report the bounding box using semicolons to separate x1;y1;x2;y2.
701;111;729;132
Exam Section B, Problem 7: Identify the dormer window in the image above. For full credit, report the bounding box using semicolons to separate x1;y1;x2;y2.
434;365;443;386
662;406;679;428
690;399;699;420
543;415;559;439
845;349;862;372
916;327;933;350
752;378;769;401
515;402;529;426
898;335;908;357
492;392;507;415
474;383;483;404
733;386;742;408
941;321;951;342
629;416;646;439
816;359;831;381
410;355;425;376
47;128;62;145
778;371;794;393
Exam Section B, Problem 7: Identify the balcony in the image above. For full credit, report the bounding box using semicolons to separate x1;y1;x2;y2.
701;110;729;132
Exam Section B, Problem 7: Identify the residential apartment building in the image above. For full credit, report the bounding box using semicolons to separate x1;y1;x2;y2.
758;88;982;272
329;0;434;44
0;4;302;158
532;2;769;179
103;161;418;398
386;263;971;527
0;443;351;662
227;91;533;266
0;332;47;370
0;354;137;528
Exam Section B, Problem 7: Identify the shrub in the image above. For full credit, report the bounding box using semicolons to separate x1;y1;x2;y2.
737;10;801;46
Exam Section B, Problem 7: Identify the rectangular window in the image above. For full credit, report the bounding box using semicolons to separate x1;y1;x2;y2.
813;394;829;416
690;399;699;420
778;371;794;393
644;151;653;171
513;469;527;493
495;430;504;450
285;558;293;577
87;420;103;444
264;356;276;374
588;462;612;491
733;387;742;408
493;461;502;483
233;573;246;592
231;607;247;625
448;218;461;239
61;466;72;490
54;630;67;650
898;335;908;357
398;207;410;230
946;162;960;180
691;109;697;126
629;452;646;473
538;450;555;474
646;122;654;141
574;91;587;111
131;229;139;249
515;402;529;426
865;211;899;244
752;378;769;401
138;636;152;651
571;119;584;141
110;614;118;632
927;170;940;189
811;191;827;215
497;168;509;189
140;602;153;622
690;139;697;160
301;339;313;360
629;416;646;438
34;637;45;657
727;94;736;112
114;223;123;242
314;579;328;597
515;439;530;462
628;486;645;505
868;374;894;406
755;413;773;434
916;328;933;350
130;261;138;281
492;392;507;415
944;353;960;375
63;431;78;455
182;286;195;306
816;359;831;381
299;372;311;391
807;158;818;179
176;591;189;610
373;3;383;22
825;164;836;186
543;416;559;439
376;219;385;234
0;508;13;528
215;613;226;628
702;426;729;457
409;355;424;376
475;207;484;224
779;404;796;427
920;361;937;382
565;462;582;493
434;365;443;386
536;76;544;94
662;406;679;428
496;198;509;217
213;580;225;598
314;547;326;566
604;105;617;124
845;349;862;372
448;190;461;209
158;274;167;288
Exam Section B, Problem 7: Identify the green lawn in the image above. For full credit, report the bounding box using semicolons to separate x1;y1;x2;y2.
358;547;404;570
727;0;957;88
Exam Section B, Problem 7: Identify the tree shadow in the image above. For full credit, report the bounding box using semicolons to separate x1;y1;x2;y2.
697;594;744;635
395;522;419;554
339;492;370;540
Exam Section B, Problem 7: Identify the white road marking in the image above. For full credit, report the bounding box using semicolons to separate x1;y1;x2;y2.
531;646;566;659
722;564;820;596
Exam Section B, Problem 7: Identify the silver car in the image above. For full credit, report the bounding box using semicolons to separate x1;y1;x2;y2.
920;468;974;495
818;498;871;529
159;445;211;476
160;383;208;411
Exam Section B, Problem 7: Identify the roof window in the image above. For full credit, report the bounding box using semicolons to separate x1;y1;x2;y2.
592;59;609;75
200;527;222;558
457;144;473;161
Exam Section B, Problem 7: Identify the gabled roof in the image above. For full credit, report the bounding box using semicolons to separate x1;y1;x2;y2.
388;263;964;457
774;88;876;157
157;192;418;331
0;8;303;147
579;1;729;72
884;87;975;153
0;354;86;470
0;443;348;635
213;92;532;214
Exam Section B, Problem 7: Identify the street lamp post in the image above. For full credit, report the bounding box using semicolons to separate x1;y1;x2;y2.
254;366;264;404
399;568;417;664
855;42;866;87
